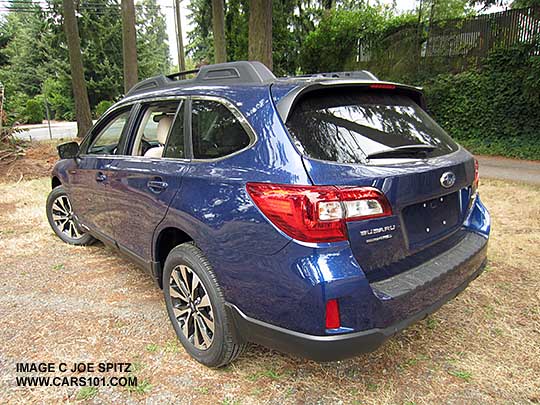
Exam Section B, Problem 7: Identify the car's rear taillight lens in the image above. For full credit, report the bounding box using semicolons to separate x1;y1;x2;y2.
246;183;392;243
473;159;479;190
325;299;341;329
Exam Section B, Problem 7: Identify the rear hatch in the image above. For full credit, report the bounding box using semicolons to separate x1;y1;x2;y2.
280;84;476;280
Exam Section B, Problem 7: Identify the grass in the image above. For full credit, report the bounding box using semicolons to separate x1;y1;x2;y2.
76;387;98;400
0;176;539;404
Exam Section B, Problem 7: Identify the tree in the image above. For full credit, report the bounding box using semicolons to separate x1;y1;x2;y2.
212;0;227;63
137;0;171;77
121;0;138;92
62;0;92;137
248;0;273;70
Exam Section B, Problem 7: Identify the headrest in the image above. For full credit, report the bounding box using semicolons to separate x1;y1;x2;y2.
156;115;174;144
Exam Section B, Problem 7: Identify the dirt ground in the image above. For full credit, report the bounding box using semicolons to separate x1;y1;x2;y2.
0;146;539;404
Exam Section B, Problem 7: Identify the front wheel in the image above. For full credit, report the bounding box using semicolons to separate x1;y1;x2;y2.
163;243;245;367
46;185;96;246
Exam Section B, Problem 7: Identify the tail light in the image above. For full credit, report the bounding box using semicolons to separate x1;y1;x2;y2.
473;159;479;190
246;183;392;243
325;299;341;329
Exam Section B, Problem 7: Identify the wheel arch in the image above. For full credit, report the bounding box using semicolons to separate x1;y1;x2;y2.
154;226;194;288
52;176;61;189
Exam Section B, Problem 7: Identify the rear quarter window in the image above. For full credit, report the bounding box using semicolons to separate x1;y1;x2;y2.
286;90;459;164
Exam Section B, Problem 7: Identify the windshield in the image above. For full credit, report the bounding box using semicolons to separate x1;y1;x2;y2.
286;91;459;163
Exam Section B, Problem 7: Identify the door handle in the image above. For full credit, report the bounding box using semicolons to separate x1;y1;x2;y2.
147;179;168;193
96;172;107;182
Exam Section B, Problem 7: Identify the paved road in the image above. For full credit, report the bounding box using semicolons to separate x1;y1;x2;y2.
476;155;540;186
14;121;78;141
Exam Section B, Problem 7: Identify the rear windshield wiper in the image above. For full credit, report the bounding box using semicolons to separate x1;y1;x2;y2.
365;144;437;160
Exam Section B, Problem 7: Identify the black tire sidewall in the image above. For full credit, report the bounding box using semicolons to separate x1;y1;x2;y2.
163;244;231;367
46;186;94;245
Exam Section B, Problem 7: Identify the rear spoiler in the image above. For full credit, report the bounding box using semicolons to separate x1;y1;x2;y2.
275;81;426;123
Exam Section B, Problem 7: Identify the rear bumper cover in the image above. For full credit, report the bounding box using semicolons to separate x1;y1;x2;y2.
227;232;488;361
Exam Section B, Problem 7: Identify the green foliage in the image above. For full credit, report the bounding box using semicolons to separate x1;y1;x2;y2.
423;44;540;160
300;7;417;73
25;98;44;124
0;0;170;124
95;100;114;118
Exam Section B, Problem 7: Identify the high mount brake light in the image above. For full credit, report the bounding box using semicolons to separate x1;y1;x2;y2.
369;83;396;90
246;183;392;243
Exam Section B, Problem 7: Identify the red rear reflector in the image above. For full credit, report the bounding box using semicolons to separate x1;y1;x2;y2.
325;299;341;329
246;183;392;243
370;83;396;90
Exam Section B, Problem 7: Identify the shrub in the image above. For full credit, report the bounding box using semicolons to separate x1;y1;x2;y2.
95;100;114;118
24;98;44;124
423;44;540;160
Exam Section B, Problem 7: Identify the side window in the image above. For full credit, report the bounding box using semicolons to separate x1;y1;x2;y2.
131;102;180;158
191;100;251;159
163;103;185;159
87;110;131;155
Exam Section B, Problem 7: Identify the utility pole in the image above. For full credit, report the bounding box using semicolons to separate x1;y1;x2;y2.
173;0;186;71
121;0;138;92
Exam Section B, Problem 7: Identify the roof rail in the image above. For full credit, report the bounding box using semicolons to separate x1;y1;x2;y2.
126;61;276;97
298;70;379;81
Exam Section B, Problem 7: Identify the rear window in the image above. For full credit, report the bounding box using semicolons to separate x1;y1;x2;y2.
286;91;459;163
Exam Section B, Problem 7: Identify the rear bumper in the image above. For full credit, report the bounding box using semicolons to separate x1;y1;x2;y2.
227;232;488;361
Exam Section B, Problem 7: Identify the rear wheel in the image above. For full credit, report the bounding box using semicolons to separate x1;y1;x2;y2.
46;185;95;245
163;243;245;367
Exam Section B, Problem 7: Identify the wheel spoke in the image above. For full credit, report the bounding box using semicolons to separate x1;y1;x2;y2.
52;201;68;215
173;306;190;319
51;195;85;240
170;285;189;303
198;311;214;334
71;222;81;238
171;270;190;300
191;272;200;297
193;317;204;349
169;264;214;351
197;294;211;309
197;316;213;347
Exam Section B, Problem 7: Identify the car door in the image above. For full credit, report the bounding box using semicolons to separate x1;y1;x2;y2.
69;106;134;240
106;99;190;261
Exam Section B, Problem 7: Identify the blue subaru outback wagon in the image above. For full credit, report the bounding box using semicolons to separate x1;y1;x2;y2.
47;61;490;367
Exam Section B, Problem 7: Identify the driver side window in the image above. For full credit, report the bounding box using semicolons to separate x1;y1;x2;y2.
87;110;131;155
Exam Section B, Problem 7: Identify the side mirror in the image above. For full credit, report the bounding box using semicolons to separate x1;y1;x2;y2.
57;141;80;160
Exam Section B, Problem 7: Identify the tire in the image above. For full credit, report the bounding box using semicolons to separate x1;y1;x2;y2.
46;185;96;246
163;243;246;367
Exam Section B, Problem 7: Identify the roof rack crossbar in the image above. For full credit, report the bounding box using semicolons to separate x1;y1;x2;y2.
167;69;200;81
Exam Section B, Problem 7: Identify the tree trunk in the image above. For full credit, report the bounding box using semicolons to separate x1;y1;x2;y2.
248;0;272;70
62;0;92;138
212;0;227;63
121;0;138;93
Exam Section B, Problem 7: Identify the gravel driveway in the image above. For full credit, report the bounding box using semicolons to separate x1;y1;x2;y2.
0;177;539;404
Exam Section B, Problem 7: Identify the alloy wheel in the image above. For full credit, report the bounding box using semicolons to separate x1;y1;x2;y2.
169;264;215;350
51;195;83;240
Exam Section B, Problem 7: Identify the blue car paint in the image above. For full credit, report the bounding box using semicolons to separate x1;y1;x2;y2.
51;79;491;339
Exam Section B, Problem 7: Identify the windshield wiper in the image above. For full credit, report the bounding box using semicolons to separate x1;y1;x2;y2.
366;144;437;160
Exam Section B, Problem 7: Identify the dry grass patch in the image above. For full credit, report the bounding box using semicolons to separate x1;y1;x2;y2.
0;177;538;404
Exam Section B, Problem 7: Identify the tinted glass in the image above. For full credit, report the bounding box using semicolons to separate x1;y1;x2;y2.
191;100;251;159
87;110;131;155
286;92;459;163
132;102;179;157
163;103;185;159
